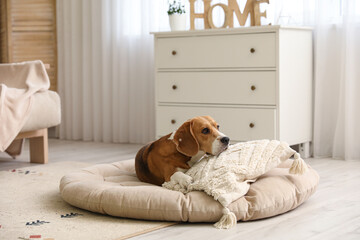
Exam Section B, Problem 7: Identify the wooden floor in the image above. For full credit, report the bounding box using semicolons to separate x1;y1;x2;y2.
0;139;142;171
1;139;359;240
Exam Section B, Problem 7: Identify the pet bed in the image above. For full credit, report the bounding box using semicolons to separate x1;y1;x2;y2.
60;156;319;226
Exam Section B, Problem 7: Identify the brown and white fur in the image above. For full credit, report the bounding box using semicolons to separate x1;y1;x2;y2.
135;116;230;186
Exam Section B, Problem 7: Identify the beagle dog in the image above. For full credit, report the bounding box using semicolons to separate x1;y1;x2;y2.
135;116;230;186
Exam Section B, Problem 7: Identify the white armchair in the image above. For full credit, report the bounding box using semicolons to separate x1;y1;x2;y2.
0;62;61;163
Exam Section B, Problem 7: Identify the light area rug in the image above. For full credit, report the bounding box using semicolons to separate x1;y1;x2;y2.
0;162;175;240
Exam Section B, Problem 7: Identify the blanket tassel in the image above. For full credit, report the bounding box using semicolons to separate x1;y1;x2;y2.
289;153;308;175
214;207;237;229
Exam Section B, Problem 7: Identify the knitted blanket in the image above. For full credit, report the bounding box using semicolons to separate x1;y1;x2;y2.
163;139;308;229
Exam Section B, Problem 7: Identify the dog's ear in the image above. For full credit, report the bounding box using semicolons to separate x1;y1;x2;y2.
173;120;199;157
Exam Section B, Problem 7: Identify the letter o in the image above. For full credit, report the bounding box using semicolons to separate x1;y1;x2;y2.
207;3;230;29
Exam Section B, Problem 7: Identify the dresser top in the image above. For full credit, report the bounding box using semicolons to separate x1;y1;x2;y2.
152;25;312;37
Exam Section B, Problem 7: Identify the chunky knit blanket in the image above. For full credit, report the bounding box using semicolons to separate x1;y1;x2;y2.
163;139;308;229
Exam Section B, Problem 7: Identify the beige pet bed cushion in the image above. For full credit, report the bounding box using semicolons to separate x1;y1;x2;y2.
60;159;319;223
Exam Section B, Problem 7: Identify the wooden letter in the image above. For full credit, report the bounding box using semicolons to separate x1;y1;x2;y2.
207;3;230;29
189;0;212;30
253;0;269;26
227;0;254;27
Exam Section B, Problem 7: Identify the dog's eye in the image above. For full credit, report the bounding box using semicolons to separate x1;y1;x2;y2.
217;125;220;129
202;128;210;134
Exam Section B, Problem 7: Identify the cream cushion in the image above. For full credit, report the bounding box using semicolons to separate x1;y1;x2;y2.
21;90;61;132
60;159;319;222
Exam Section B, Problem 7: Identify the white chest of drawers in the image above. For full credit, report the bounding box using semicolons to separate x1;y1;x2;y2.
153;26;313;155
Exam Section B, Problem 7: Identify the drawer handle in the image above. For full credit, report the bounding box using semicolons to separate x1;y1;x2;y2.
250;48;255;53
172;85;177;90
171;119;176;124
249;123;255;128
172;50;177;55
251;85;256;91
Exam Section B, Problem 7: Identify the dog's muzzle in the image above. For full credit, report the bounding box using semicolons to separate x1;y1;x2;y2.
220;137;230;146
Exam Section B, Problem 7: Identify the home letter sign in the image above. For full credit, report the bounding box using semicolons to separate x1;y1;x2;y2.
189;0;269;30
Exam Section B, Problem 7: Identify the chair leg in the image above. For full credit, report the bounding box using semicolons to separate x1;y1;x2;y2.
29;129;48;164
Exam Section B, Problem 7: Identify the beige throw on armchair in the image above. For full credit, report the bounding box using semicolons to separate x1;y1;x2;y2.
0;60;50;152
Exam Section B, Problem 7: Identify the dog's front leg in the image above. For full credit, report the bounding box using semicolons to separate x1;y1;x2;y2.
170;170;193;189
162;168;193;193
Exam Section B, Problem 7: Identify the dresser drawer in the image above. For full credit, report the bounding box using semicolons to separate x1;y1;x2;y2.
156;33;276;69
157;71;276;105
156;106;276;141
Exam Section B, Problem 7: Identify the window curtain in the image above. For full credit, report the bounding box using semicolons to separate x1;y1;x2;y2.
57;0;360;160
312;0;360;160
57;0;169;144
266;0;360;160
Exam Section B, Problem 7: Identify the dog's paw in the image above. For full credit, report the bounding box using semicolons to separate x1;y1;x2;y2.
179;174;193;188
170;172;193;189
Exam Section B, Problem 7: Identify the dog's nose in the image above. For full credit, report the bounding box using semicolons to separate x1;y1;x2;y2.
220;137;230;145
